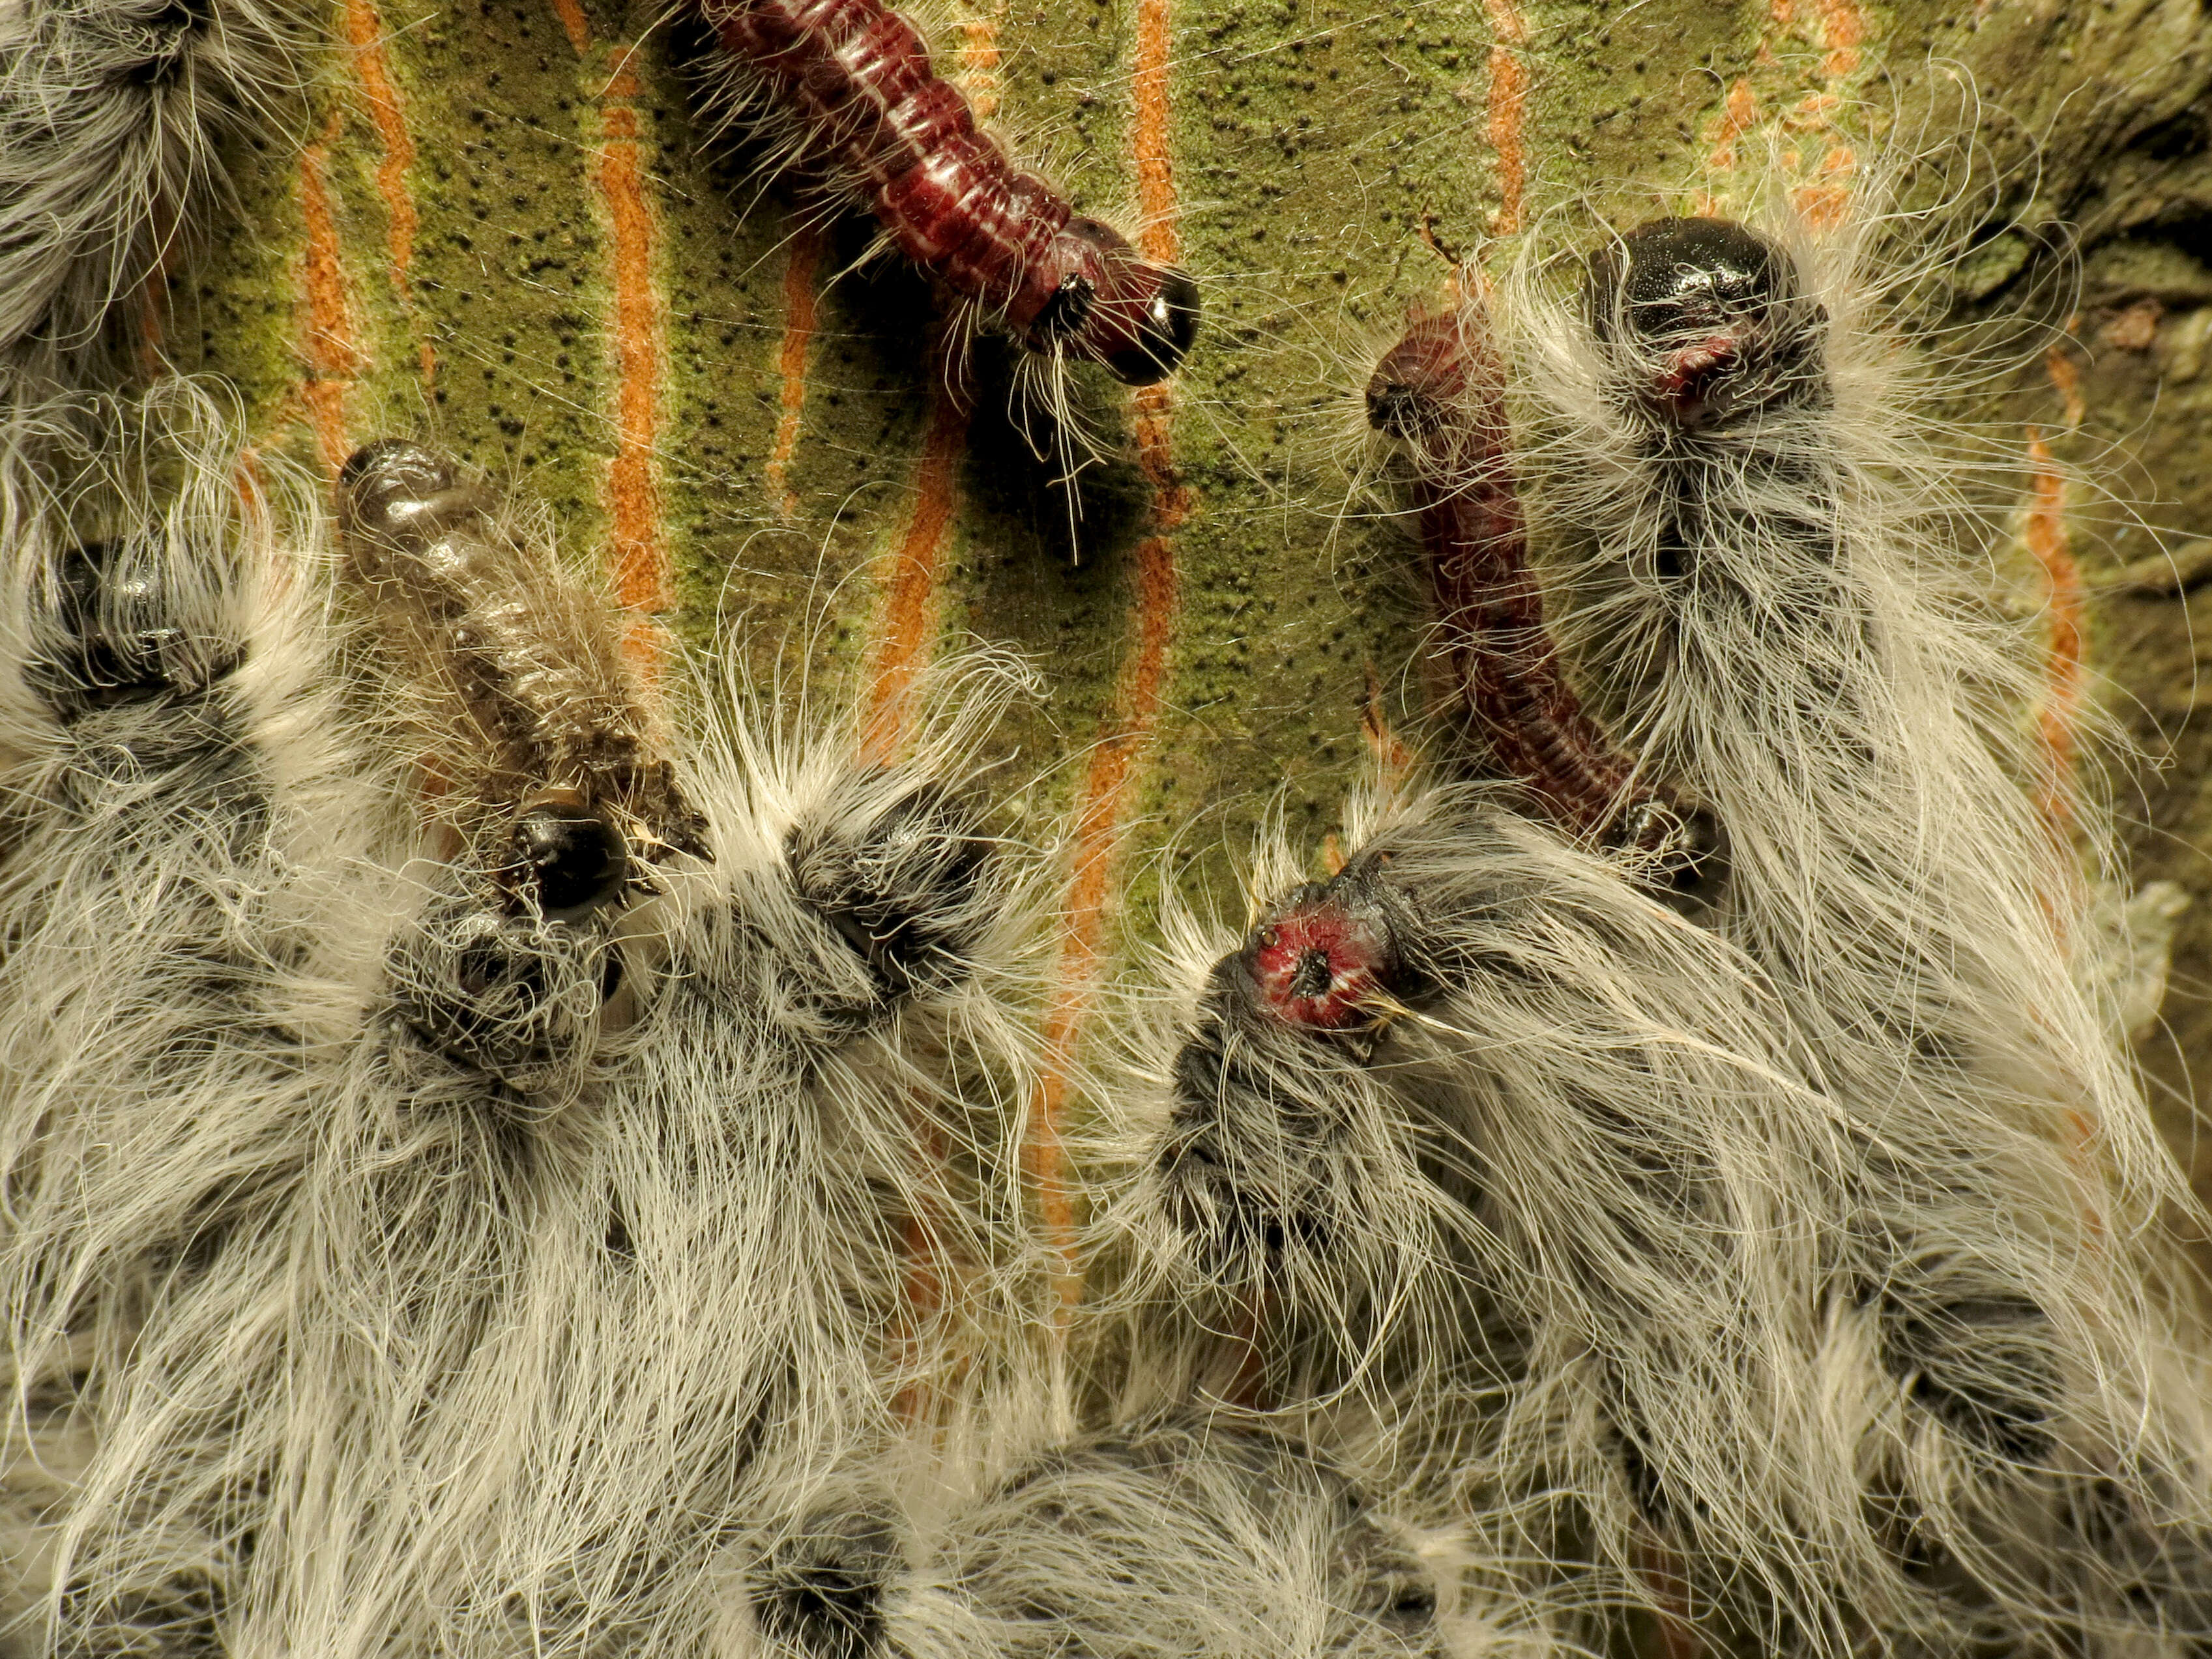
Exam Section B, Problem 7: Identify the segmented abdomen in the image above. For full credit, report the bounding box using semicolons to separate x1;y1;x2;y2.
697;0;1199;384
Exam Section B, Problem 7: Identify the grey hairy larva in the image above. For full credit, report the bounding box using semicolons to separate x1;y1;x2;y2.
0;379;375;1656
1499;181;2212;1653
1101;781;1857;1646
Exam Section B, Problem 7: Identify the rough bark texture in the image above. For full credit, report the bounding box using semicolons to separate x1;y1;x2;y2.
166;0;2212;1171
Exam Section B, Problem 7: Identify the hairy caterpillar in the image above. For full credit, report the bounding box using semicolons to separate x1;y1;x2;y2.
0;379;375;1656
0;0;302;390
1502;192;2212;1652
744;1411;1563;1659
1226;177;2212;1653
1104;779;1865;1647
0;400;1052;1655
684;0;1200;389
1115;764;2212;1654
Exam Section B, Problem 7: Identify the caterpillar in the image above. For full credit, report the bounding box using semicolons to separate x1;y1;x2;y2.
1501;188;2212;1652
0;378;361;1658
0;399;1052;1655
684;0;1200;389
1363;302;1695;869
1105;777;1861;1647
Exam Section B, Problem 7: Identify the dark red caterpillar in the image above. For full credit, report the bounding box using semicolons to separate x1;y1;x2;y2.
1365;297;1686;855
695;0;1199;386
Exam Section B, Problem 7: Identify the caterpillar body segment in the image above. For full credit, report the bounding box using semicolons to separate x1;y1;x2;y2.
744;1410;1569;1659
0;0;304;389
0;381;380;1655
336;438;708;876
687;0;1199;388
1363;304;1703;884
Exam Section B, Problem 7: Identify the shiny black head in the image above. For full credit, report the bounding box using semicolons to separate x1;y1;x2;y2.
505;791;631;919
1587;217;1827;428
787;780;994;1004
339;437;450;523
1100;265;1202;386
31;541;229;715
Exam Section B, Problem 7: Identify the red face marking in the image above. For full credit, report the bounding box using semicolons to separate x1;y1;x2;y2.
1650;331;1744;424
1245;897;1394;1030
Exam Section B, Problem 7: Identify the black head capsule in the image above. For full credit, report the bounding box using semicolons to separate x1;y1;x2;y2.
506;789;631;919
116;0;215;87
1050;217;1201;386
787;779;994;1002
1364;313;1470;444
751;1503;903;1659
1100;265;1202;386
1587;217;1828;429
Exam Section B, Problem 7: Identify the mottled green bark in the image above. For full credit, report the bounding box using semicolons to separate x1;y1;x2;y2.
171;0;2212;1158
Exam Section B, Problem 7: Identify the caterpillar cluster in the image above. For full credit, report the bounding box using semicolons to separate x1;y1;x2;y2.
3;0;2210;1654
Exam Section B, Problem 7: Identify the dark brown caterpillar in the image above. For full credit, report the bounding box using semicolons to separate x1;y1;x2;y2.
1365;298;1703;880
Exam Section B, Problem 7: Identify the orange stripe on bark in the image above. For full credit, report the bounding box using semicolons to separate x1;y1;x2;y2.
1485;49;1527;233
764;224;823;521
1025;0;1186;1318
2046;336;2087;430
298;121;364;476
1706;78;1758;175
958;0;1004;121
1481;0;1528;234
549;0;591;53
1815;0;1864;78
1032;385;1187;1311
1792;142;1855;227
1130;0;1179;260
2024;411;2101;1191
595;76;669;629
342;0;420;300
862;351;970;762
1361;659;1414;788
